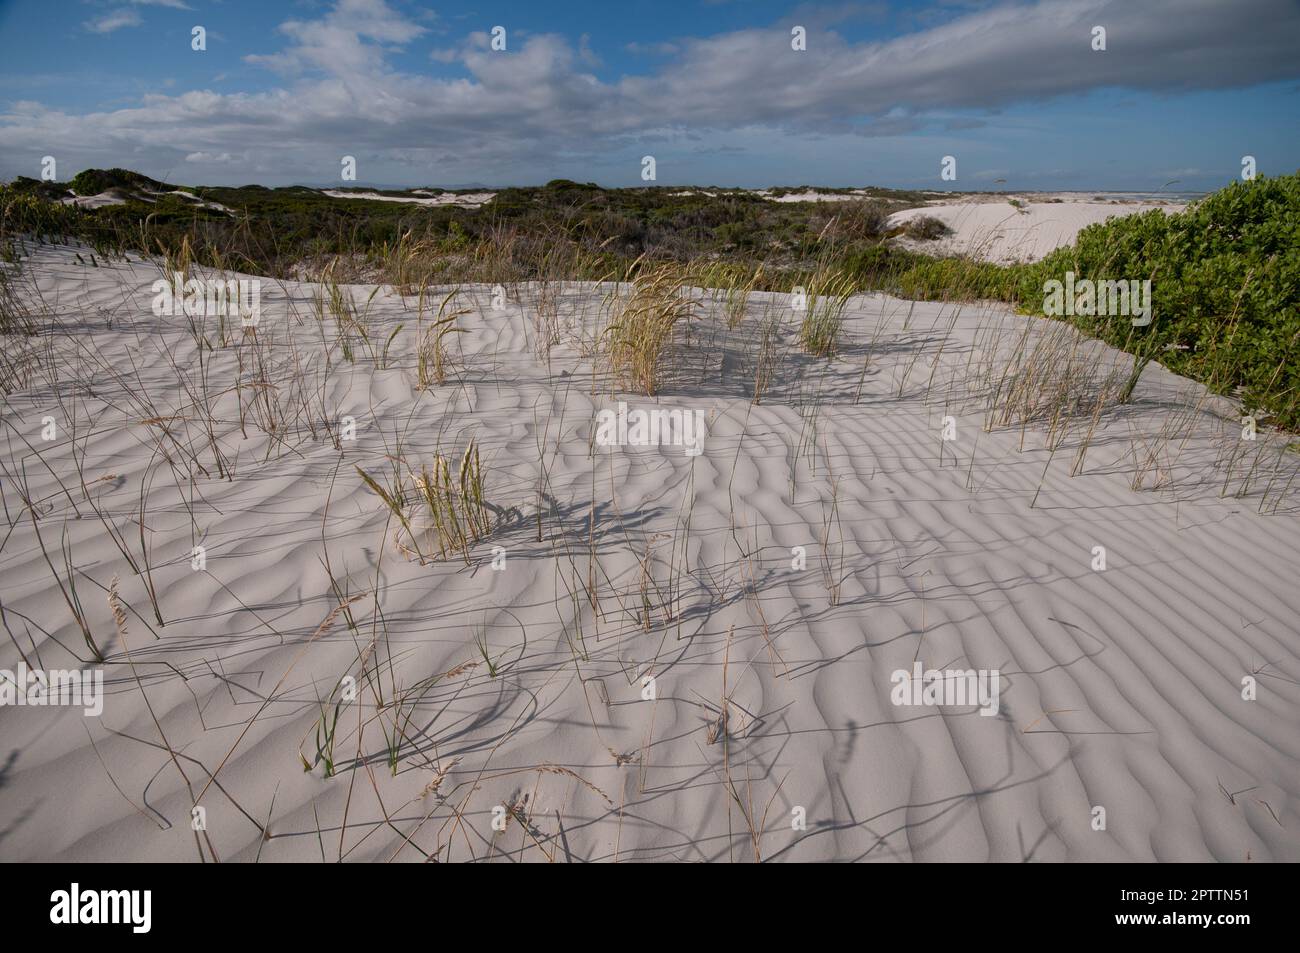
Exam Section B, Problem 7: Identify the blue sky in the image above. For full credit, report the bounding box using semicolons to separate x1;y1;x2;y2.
1;0;1297;190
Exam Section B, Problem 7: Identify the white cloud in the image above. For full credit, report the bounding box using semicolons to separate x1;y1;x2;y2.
83;9;143;34
13;0;1300;186
83;0;190;35
246;0;427;77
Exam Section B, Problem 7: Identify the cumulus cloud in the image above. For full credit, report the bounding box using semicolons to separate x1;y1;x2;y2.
246;0;428;77
11;0;1300;184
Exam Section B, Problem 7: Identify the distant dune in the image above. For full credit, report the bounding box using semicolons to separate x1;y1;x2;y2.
890;195;1184;263
321;189;496;208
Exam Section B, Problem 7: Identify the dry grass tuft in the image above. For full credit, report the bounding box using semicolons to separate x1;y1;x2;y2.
604;260;698;395
416;287;469;388
359;439;495;564
798;268;855;358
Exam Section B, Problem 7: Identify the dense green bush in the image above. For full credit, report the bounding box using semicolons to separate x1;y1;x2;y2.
1018;173;1300;427
69;167;166;196
6;176;71;201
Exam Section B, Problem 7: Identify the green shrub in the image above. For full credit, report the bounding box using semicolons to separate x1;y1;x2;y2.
897;257;1021;302
1019;172;1300;427
69;167;165;196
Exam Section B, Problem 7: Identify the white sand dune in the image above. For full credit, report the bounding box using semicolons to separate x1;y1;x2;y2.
321;189;495;208
891;198;1183;263
156;190;232;213
60;188;232;213
1;244;1297;862
60;191;128;209
756;188;879;203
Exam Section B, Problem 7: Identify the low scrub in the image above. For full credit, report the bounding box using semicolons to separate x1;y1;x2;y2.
903;215;952;241
896;257;1022;302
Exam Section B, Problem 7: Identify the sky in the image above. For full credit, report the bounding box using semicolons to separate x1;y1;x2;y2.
0;0;1297;191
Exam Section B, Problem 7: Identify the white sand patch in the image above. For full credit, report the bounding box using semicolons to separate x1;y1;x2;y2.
891;198;1183;263
155;189;232;213
321;189;495;208
756;188;878;203
60;188;232;214
60;191;128;209
1;243;1297;861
